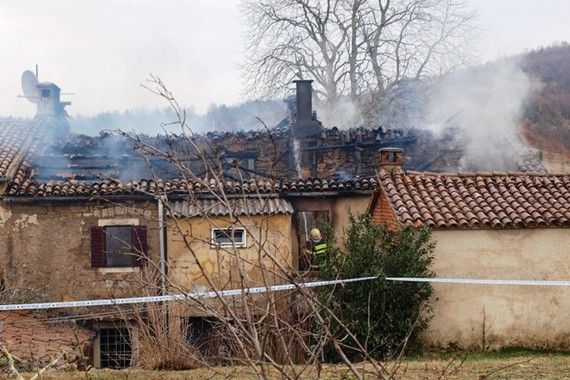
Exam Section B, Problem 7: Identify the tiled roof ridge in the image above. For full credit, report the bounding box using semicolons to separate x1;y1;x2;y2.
6;175;378;198
404;170;569;178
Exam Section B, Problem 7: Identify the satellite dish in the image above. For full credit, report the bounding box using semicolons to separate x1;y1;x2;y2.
21;70;39;104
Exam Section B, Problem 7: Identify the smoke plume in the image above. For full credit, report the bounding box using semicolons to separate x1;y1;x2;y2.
423;59;539;171
314;98;363;130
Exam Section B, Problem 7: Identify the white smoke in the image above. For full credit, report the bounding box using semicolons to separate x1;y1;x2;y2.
423;59;539;171
314;97;363;130
292;138;302;177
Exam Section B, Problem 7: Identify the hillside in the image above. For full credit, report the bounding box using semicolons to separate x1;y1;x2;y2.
521;43;570;170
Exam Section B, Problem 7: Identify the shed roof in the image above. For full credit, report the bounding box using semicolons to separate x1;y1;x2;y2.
171;197;294;217
372;168;570;229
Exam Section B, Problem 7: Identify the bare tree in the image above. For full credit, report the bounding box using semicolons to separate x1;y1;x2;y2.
241;0;476;124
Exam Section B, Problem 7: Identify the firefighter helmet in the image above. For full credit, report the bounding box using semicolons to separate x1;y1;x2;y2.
310;228;322;242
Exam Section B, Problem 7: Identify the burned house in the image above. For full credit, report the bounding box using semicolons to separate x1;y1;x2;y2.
0;70;557;367
0;75;384;368
369;148;570;349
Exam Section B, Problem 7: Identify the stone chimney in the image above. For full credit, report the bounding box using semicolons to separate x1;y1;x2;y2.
294;80;312;125
35;82;71;141
36;82;70;117
378;147;403;172
288;80;322;178
291;80;321;138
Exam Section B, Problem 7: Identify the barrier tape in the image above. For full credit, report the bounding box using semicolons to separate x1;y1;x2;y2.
2;276;569;312
0;276;377;312
385;277;570;287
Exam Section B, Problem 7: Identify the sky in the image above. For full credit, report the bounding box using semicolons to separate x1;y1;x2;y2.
0;0;568;118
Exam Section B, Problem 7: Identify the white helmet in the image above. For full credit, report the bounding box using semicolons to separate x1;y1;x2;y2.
310;228;322;242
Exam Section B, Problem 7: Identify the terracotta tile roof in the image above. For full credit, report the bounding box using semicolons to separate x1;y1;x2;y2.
6;176;378;198
171;198;294;217
375;169;570;229
0;119;42;181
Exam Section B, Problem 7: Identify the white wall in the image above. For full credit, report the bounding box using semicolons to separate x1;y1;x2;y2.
424;228;570;349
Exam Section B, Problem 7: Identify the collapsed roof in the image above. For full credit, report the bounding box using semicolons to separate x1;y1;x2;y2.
0;79;549;200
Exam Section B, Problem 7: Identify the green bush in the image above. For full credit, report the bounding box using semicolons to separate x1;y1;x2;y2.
319;213;435;360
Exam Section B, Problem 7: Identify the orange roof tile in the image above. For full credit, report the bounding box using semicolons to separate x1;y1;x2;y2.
375;169;570;228
7;176;378;198
0;119;42;181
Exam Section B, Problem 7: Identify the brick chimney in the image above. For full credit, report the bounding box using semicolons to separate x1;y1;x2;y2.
378;147;403;172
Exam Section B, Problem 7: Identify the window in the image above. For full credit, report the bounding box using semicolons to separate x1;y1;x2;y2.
41;88;50;97
90;225;148;268
183;317;231;360
211;228;246;247
99;327;132;369
186;317;214;349
105;226;133;267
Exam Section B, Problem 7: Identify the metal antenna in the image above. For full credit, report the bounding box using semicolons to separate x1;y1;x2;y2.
35;64;38;80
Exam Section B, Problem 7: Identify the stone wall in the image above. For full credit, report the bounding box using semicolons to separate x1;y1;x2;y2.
168;214;293;290
0;200;160;302
219;128;406;179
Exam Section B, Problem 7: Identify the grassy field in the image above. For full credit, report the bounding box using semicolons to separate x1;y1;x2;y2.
7;350;570;379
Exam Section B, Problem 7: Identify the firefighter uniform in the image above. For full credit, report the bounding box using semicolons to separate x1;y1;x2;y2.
305;228;327;270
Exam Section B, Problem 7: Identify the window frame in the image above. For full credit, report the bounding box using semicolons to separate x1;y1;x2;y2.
296;210;330;271
96;326;133;369
91;224;148;268
104;225;135;268
210;227;247;248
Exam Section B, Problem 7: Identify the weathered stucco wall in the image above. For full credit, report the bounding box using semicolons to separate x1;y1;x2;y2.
168;214;293;291
0;201;160;302
425;228;570;349
167;214;293;319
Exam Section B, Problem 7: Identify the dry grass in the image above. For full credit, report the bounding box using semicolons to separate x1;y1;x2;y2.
5;351;570;379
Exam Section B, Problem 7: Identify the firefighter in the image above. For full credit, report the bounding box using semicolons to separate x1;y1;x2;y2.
305;228;328;270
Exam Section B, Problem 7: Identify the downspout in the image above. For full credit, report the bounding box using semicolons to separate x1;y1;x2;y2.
158;197;167;292
157;197;168;331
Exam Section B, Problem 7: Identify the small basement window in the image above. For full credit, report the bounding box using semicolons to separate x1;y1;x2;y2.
184;317;230;359
186;317;214;348
211;228;246;247
99;327;132;369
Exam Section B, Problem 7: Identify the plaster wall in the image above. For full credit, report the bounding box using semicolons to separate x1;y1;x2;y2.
425;228;570;349
167;213;293;321
168;214;293;292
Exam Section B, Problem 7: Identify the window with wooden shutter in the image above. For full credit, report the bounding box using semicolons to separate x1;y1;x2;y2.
91;227;106;267
105;226;133;267
92;225;149;268
132;225;148;266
